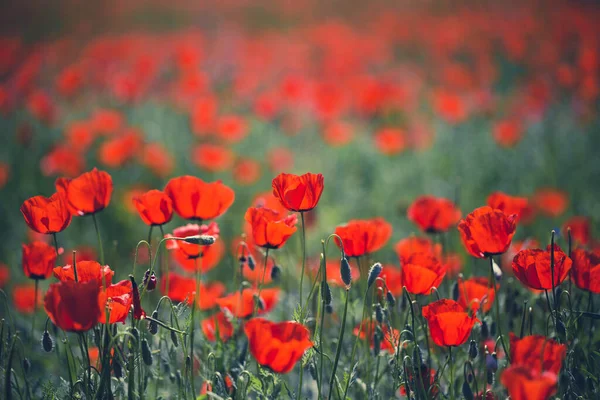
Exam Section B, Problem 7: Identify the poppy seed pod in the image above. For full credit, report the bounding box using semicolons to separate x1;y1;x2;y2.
468;340;478;359
367;263;383;289
340;257;352;286
271;265;281;280
386;291;396;307
171;330;179;347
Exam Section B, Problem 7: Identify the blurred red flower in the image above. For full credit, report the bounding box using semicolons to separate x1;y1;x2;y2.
509;333;566;375
98;129;143;168
13;284;42;314
272;172;324;212
190;96;218;136
64;121;95;153
192;144;234;172
22;241;56;280
335;217;392;257
164;175;235;220
139;143;174;178
44;280;102;332
457;276;495;313
500;366;557;400
395;236;441;264
511;244;572;290
245;207;297;249
373;128;407;155
233;158;262;186
422;299;479;347
487;191;534;223
570;249;600;293
533;188;568;217
216;115;248;144
353;319;400;353
401;252;446;295
20;192;72;234
166;222;220;260
201;312;234;342
493;119;524;148
27;90;56;124
53;260;114;287
244;318;313;374
41;145;86;177
91;109;124;136
162;273;225;310
407;195;461;233
216;288;279;318
0;263;9;287
0;162;9;189
562;216;590;246
56;65;83;97
458;206;517;258
322;122;353;147
132;189;173;226
57;168;113;216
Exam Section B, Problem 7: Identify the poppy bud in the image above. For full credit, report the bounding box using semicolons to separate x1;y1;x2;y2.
452;281;459;301
486;353;497;372
131;327;139;344
113;358;123;378
308;362;317;380
94;326;102;348
462;381;474;400
367;263;382;289
238;254;247;263
321;282;332;305
41;331;54;352
148;311;159;335
375;304;384;324
373;330;381;355
325;304;333;314
141;339;152;365
492;259;502;281
481;320;489;338
22;358;31;374
183;235;215;245
247;255;256;271
130;275;146;320
271;265;281;280
185;355;191;371
147;273;157;291
486;369;494;385
340;257;352;287
468;340;478;359
386;291;396;307
490;321;497;337
142;269;151;286
171;330;179;347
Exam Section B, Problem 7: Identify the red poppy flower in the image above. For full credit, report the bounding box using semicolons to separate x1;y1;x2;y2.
267;147;294;173
250;191;288;216
322;122;353;147
334;217;392;257
487;192;534;223
500;365;557;400
502;239;540;271
0;263;9;287
53;260;114;287
509;333;566;375
233;158;261;186
394;236;442;264
377;265;402;296
171;239;224;274
407;195;461;233
457;277;495;313
91;109;123;135
511;244;572;290
201;312;234;342
533;188;568;217
162;273;225;310
27;90;55;124
166;222;220;260
563;216;590;246
99;280;133;324
64;121;95;153
401;252;446;295
216;115;248;144
458;206;517;258
192;144;234;172
44;280;102;332
373;128;407;155
422;299;479;347
20;192;72;234
41;145;85;178
570;249;600;293
190;96;217;136
13;284;42;314
132;189;173;226
243;256;276;286
59;168;113;216
432;89;467;124
492;119;524;148
98;130;143;168
0;162;9;189
272;172;325;212
244;207;297;249
61;246;97;265
216;288;279;318
56;65;83;98
443;252;464;278
244;318;313;374
353;319;400;354
139;143;174;178
164;176;235;220
22;241;56;280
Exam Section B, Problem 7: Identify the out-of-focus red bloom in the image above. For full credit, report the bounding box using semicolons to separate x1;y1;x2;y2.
166;222;220;260
41;145;85;177
244;318;313;374
0;263;9;287
99;280;133;324
500;365;557;400
422;299;479;347
44;280;102;332
563;216;590;246
13;284;42;314
512;244;572;290
139;143;174;178
272;172;324;212
373;128;407;155
245;207;297;249
267;147;294;173
226;157;258;186
407;195;461;233
171;239;224;273
533;188;569;217
216;115;248;144
254;91;279;121
162;273;225;310
56;66;83;97
395;236;441;264
335;217;392;257
250;191;288;216
22;241;56;280
399;366;437;397
353;319;399;354
132;189;173;226
53;261;114;287
0;162;9;188
27;90;55;124
20;192;72;234
201;312;234;342
216;288;279;318
243;255;275;286
401;252;446;295
98;130;143;168
493;119;524;148
458;206;517;258
432;90;467;124
192;144;234;172
91;109;123;136
570;249;600;293
487;191;534;223
58;168;113;216
509;333;566;375
190;96;217;136
164;176;235;220
64;121;95;153
322;122;353;147
61;246;97;265
457;276;495;313
443;252;463;278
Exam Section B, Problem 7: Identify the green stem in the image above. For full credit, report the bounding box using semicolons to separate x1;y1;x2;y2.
91;213;105;274
299;212;307;318
342;285;371;399
489;256;509;362
253;249;270;317
159;225;169;295
449;346;454;400
52;233;60;257
31;279;38;341
190;256;202;397
328;289;349;400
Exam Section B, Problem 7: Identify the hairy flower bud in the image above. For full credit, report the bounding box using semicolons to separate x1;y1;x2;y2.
340;257;352;287
367;263;382;289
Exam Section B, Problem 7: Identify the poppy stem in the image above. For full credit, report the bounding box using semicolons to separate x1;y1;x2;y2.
91;213;105;271
158;225;169;295
253;248;269;317
299;212;307;320
488;256;510;362
190;255;202;397
72;250;78;282
52;233;59;257
147;225;154;262
31;279;39;342
328;288;349;400
448;346;454;400
550;231;558;314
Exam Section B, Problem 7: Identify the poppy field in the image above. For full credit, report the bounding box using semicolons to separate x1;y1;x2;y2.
2;1;600;399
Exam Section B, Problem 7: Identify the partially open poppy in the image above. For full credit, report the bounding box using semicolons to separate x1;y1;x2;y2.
22;241;56;280
201;312;234;342
53;260;114;287
487;192;533;223
407;195;461;233
571;249;600;293
20;192;72;234
422;299;479;347
353;319;400;354
458;206;517;258
132;189;173;226
216;288;279;318
13;284;42;314
164;176;235;221
500;365;558;400
166;222;220;260
244;207;297;249
44;280;102;332
99;280;133;324
457;276;495;313
511;244;572;290
271;172;324;212
59;168;113;216
401;252;446;295
562;216;590;246
244;318;313;374
508;333;566;375
334;217;392;257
